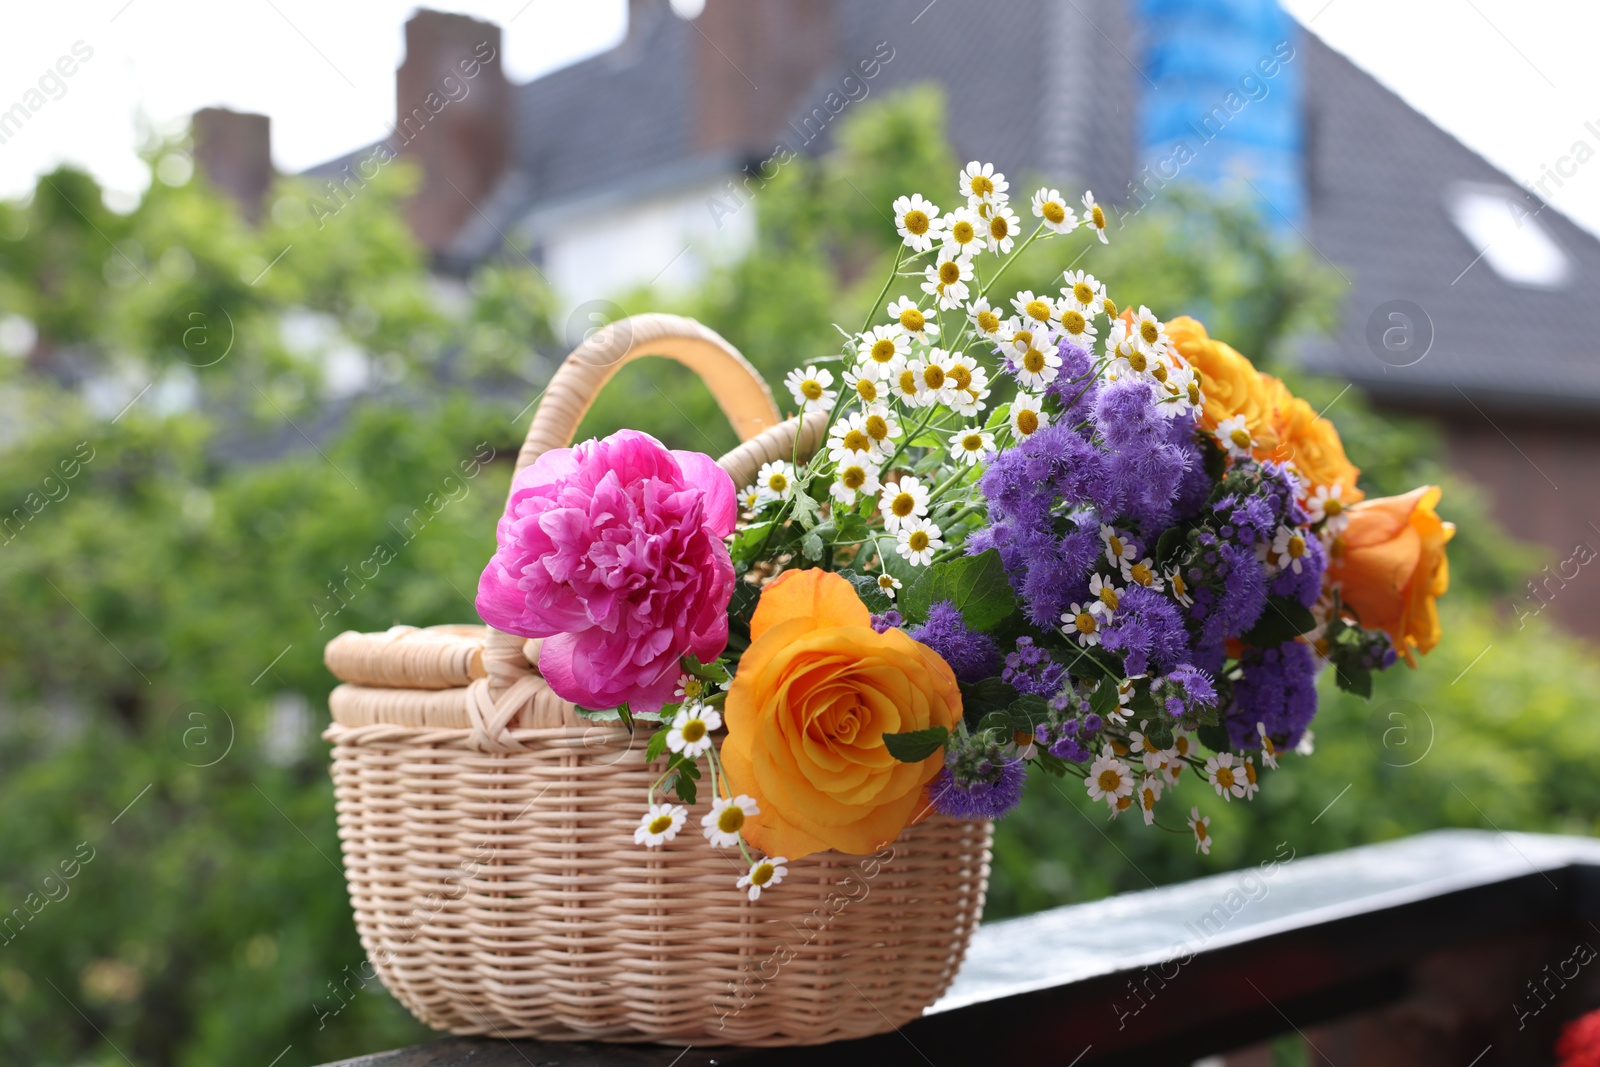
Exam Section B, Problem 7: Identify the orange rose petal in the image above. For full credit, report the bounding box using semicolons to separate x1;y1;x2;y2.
749;567;870;642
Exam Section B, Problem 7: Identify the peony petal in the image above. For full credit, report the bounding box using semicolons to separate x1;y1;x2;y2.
671;448;738;536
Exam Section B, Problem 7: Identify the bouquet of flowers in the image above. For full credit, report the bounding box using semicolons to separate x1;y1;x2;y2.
477;161;1454;900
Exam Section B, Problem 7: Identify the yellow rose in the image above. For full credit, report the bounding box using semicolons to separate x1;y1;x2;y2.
1269;393;1363;502
1166;316;1280;453
1331;486;1454;664
721;569;962;859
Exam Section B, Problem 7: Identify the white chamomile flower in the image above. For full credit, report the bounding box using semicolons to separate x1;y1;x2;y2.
1129;305;1170;354
855;324;910;379
1188;806;1212;854
878;475;931;534
634;803;687;847
666;705;722;759
1081;189;1109;243
1271;525;1311;574
892;193;944;253
948;378;991;418
1100;524;1138;568
1158;363;1200;418
968;296;1004;339
1305;483;1350;533
703;794;760;848
1086;745;1134;809
737;855;788;901
1062;603;1103;647
1216;414;1254;459
1060;270;1106;313
1257;722;1280;770
1011;291;1058;328
1137;775;1164;825
754;460;795;503
1205;753;1247;802
1009;392;1048;440
943;351;981;396
984;202;1022;254
673;673;706;703
1239;757;1260;800
1011;334;1063;390
896;517;943;566
887;295;939;342
877;572;903;600
844;368;885;406
1031;187;1079;235
1296;730;1316;756
740;486;763;512
922;252;974;310
784;365;836;414
1167;566;1194;608
1056;305;1098;351
860;403;902;452
890;363;924;407
1089;572;1121;616
827;411;881;465
949;425;995;465
959;161;1008;209
907;352;956;407
831;457;882;505
941;206;984;258
1121;556;1163;591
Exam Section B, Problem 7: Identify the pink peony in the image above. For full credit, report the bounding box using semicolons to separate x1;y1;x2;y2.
476;429;737;712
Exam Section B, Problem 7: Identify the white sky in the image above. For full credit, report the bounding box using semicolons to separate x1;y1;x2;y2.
1;0;1597;237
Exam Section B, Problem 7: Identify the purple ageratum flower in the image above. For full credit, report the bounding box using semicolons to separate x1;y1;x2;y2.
1094;378;1162;450
929;759;1026;820
1099;584;1193;678
1004;636;1065;697
908;601;1000;683
1045;339;1100;426
1152;663;1218;718
1202;541;1269;645
1227;641;1318;748
870;609;903;634
1270;530;1326;609
1167;415;1211;523
1228;496;1277;546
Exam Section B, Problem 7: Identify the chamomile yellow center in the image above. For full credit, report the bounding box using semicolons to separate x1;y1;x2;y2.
1097;768;1122;791
1215;766;1236;790
1090;204;1106;228
962;433;984;452
841;467;867;490
902;209;929;235
1022;348;1046;374
1015;409;1039;435
1074;612;1097;635
1151;362;1168;382
1175;736;1191;757
1043;200;1067;224
1098;585;1119;611
989;215;1010;240
908;530;930;552
1323;498;1344;517
969;174;994;196
765;472;788;493
871;338;898;363
1230;428;1252;450
1287;534;1306;559
1172;573;1187;598
800;379;824;401
898;368;918;395
1245;761;1258;785
899;308;926;332
891;492;916;517
1127;349;1147;372
865;414;890;441
1195;822;1208;841
1140;320;1160;345
681;719;707;743
1130;563;1154;586
855;378;880;402
749;862;775;886
952;219;975;243
938;261;961;285
1187;380;1202;404
976;309;999;332
717;806;745;834
1109;535;1125;557
1061;309;1087;335
648;814;674;834
1102;297;1118;318
948;364;972;390
921;364;946;390
842;429;871;453
1073;281;1095;305
878;574;896;589
1025;299;1052;322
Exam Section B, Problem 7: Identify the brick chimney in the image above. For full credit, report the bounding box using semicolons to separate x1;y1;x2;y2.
394;10;509;255
192;107;273;223
691;0;838;155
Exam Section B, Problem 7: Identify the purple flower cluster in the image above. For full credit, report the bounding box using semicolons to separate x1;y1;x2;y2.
1227;641;1318;748
930;732;1027;819
1003;637;1064;697
1151;664;1218;719
1099;585;1190;677
908;601;1000;683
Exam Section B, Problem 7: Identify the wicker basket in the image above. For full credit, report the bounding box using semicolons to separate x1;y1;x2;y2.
322;314;992;1046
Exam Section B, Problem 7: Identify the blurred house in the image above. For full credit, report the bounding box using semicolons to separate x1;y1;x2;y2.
194;0;1600;637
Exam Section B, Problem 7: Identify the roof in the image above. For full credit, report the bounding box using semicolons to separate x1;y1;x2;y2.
1295;32;1600;415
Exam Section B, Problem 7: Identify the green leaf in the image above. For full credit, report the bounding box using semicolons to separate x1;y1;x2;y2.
1032;751;1071;777
1145;720;1175;750
900;548;1016;630
840;568;893;613
663;753;701;804
1007;693;1051;731
790;489;821;530
801;531;825;560
1336;663;1373;699
1090;677;1121;720
645;726;670;764
958;677;1019;729
883;725;949;762
1197;722;1231;754
1241;596;1318;647
575;704;662;726
1154;526;1186;568
680;653;730;686
729;521;775;570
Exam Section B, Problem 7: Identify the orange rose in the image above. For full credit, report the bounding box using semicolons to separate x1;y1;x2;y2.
1165;316;1280;453
721;569;962;859
1269;393;1363;502
1330;486;1454;664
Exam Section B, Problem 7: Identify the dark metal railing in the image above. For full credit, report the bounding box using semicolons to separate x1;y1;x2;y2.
321;829;1600;1067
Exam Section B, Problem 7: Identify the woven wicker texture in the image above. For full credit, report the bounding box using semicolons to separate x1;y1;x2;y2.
324;315;993;1045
